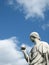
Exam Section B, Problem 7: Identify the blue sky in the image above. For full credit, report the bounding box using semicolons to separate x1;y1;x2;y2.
0;0;49;65
0;0;49;44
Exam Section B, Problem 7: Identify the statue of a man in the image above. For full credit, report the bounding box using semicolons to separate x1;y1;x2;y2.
21;32;49;65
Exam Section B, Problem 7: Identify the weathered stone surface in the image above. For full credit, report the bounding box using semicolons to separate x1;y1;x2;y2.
21;32;49;65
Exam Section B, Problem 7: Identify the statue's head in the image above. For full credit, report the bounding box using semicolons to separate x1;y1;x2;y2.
30;32;40;42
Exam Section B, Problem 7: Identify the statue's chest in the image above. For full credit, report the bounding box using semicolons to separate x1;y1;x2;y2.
29;47;43;64
29;47;38;60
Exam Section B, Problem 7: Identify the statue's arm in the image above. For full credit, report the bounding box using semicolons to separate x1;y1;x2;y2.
22;50;29;62
42;43;49;65
21;45;29;62
44;52;49;65
40;44;49;65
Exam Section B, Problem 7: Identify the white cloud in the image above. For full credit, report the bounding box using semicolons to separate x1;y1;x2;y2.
0;37;32;65
41;23;49;30
8;0;49;19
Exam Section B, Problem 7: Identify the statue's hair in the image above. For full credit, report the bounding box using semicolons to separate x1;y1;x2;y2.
30;32;40;40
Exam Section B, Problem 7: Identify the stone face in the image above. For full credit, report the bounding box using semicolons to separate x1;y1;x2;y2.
21;32;49;65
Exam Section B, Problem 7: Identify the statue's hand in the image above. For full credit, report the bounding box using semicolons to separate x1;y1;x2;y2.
21;44;26;51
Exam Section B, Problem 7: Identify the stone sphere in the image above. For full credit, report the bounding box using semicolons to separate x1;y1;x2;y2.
21;44;26;50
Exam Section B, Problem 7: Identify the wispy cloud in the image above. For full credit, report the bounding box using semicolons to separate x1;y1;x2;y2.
7;0;14;5
41;23;49;30
0;37;31;65
7;0;49;19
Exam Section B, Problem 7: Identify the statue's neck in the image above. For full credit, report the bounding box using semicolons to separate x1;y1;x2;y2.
34;39;41;46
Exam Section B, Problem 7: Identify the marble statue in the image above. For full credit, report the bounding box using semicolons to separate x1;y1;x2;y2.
21;32;49;65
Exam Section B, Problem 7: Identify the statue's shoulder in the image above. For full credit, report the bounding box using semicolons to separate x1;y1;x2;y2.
41;41;49;48
40;41;49;53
